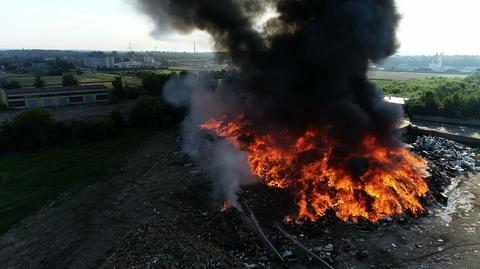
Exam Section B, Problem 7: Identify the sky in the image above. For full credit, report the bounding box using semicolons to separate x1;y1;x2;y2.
0;0;478;55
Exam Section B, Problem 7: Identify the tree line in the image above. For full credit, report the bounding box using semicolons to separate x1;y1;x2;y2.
382;71;480;120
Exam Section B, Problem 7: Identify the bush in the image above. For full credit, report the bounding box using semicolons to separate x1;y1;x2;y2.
129;96;166;127
0;109;123;152
112;76;124;99
72;119;119;141
128;95;185;128
1;109;54;150
47;122;73;145
33;75;45;88
111;109;127;129
5;81;21;89
141;73;174;96
382;77;480;119
62;74;79;86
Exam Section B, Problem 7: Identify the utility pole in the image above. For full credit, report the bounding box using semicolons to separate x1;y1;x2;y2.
194;41;196;55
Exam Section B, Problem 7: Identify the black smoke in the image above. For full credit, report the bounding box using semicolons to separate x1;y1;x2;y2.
135;0;404;203
137;0;402;143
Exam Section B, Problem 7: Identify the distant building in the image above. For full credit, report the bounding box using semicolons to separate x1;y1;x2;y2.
144;56;156;65
428;52;444;72
115;61;142;69
84;56;115;69
0;84;110;109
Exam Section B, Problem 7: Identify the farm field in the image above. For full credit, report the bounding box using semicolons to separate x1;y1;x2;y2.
168;65;225;72
3;73;142;88
368;71;467;81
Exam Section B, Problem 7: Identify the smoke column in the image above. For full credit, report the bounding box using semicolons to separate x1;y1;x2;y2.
136;0;403;206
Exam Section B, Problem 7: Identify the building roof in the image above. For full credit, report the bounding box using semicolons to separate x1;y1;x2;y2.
384;96;409;105
3;84;109;96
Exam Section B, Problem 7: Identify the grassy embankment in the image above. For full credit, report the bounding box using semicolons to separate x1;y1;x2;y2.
0;129;155;233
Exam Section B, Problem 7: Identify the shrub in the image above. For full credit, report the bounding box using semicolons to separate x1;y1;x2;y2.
111;109;127;129
47;122;73;145
62;74;79;86
72;119;119;141
5;81;21;89
33;75;45;88
112;76;124;99
129;96;166;127
1;109;54;150
141;73;174;96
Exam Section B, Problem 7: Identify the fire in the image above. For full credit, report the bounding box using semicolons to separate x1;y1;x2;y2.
201;116;429;223
221;201;231;213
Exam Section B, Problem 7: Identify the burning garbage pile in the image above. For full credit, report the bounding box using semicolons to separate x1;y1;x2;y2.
201;117;429;223
102;132;479;268
136;0;432;224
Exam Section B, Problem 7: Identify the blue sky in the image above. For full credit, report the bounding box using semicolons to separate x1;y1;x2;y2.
0;0;478;55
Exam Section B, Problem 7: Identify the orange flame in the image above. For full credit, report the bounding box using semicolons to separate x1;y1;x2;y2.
221;201;230;213
201;116;429;223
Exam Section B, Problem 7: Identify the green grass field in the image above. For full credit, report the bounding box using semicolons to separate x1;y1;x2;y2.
168;65;225;72
368;71;467;81
0;129;155;233
4;73;142;88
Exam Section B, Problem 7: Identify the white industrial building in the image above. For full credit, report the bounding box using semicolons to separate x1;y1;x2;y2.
84;56;115;69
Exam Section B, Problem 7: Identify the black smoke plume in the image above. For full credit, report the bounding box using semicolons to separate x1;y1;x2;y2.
135;0;403;204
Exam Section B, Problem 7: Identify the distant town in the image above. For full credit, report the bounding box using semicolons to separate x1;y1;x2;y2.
0;49;232;112
0;49;231;74
0;49;479;114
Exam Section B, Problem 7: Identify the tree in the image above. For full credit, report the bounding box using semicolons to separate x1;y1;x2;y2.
423;91;440;114
129;95;185;128
442;93;461;118
141;73;173;96
111;109;127;128
5;81;21;89
33;75;45;88
465;70;480;84
62;74;79;86
129;96;165;127
1;109;54;149
112;76;124;98
6;64;18;72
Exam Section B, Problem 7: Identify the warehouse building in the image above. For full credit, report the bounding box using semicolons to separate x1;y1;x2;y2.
84;56;115;69
0;84;110;109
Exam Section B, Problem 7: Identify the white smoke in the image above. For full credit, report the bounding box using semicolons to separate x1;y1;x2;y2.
163;73;258;207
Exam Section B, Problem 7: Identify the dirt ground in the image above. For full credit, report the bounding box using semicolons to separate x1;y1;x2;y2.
0;131;479;269
0;131;235;269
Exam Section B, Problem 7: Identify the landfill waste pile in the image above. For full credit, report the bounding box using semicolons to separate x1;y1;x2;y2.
410;135;480;206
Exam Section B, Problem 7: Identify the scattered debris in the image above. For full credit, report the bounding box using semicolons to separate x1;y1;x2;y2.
102;134;480;269
410;135;480;205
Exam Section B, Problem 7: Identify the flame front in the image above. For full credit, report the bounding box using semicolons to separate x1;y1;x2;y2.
221;201;230;213
201;116;429;223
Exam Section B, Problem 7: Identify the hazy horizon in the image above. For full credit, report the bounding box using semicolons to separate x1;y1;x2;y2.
0;0;479;55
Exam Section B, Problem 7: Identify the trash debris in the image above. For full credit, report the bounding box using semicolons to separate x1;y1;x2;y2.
410;135;480;206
